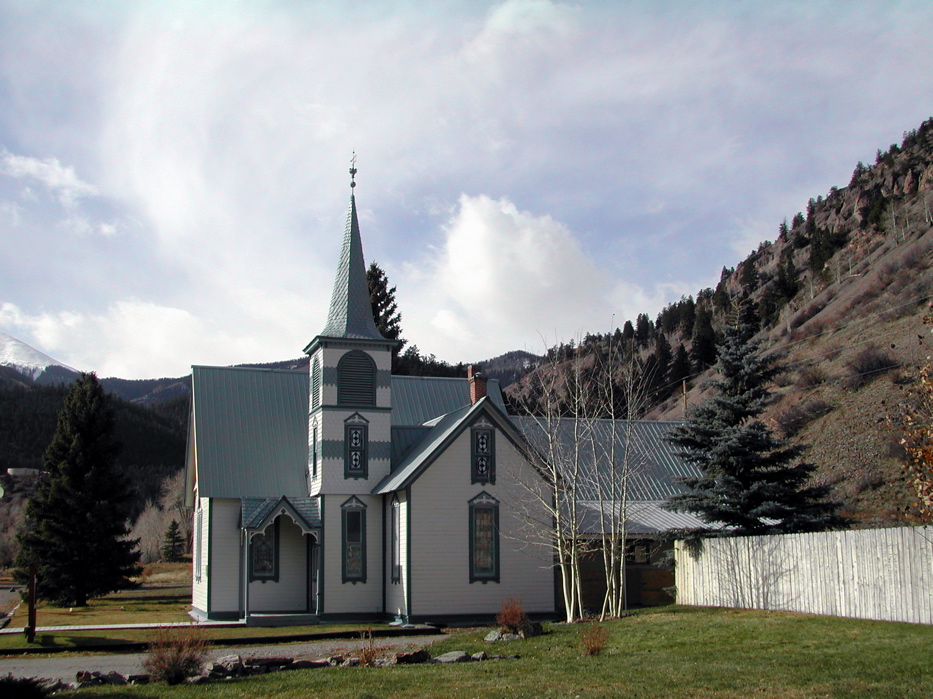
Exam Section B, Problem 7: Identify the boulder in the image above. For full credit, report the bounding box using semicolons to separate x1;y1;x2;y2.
471;651;488;662
434;651;471;663
245;656;293;668
101;671;127;685
519;621;543;638
484;629;503;642
212;654;244;675
292;659;331;670
396;649;431;664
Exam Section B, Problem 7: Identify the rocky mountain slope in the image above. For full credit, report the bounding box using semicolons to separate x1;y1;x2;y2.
507;117;933;527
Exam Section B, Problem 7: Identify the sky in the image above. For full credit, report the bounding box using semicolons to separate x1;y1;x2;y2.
2;1;933;379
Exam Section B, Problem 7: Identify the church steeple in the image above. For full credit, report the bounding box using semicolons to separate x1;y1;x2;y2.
318;157;385;341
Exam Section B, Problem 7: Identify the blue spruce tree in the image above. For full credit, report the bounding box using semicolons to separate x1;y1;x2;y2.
667;316;846;535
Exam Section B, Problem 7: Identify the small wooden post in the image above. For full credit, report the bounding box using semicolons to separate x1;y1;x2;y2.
25;563;37;644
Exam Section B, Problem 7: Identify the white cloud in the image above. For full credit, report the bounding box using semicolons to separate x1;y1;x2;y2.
0;149;98;208
399;194;684;361
0;300;273;379
2;2;933;378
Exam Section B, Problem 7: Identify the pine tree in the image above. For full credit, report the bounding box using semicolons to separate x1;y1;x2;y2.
666;317;846;535
161;519;184;562
690;306;717;371
367;262;406;348
15;373;140;606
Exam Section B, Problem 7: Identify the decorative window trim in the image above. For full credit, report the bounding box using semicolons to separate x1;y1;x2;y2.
249;519;279;583
471;417;496;484
341;496;367;584
194;507;203;583
468;491;500;583
390;494;401;584
310;357;321;411
344;414;369;479
337;350;376;406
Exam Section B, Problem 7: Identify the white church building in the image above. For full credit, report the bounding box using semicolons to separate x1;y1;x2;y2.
185;170;558;624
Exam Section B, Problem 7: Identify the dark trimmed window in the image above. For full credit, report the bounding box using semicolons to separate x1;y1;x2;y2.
390;494;401;584
310;357;321;410
471;421;495;484
311;424;318;479
344;418;368;479
469;492;499;583
249;519;279;582
337;350;376;406
342;497;367;583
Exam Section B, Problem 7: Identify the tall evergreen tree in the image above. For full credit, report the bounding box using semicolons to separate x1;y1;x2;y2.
367;261;406;350
690;306;717;371
666;318;846;535
161;519;184;562
669;343;691;387
15;373;140;605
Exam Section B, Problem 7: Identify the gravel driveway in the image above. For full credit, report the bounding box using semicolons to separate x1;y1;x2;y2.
0;633;447;684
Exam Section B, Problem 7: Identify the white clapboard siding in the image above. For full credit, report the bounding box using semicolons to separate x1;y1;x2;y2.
675;526;933;624
385;491;409;620
409;430;554;617
191;497;210;613
208;498;243;614
248;517;308;612
320;493;383;615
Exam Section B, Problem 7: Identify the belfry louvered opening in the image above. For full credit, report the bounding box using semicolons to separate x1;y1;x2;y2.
337;350;376;406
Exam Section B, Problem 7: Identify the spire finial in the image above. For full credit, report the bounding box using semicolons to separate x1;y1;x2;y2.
349;152;357;189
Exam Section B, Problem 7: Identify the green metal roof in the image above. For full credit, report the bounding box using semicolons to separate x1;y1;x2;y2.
318;194;385;341
510;417;700;502
390;375;505;426
373;397;526;495
241;496;321;531
191;366;309;498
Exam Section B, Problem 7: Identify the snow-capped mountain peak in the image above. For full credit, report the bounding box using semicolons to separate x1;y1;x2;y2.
0;332;78;382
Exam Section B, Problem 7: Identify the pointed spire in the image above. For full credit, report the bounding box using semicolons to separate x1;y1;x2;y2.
319;158;385;341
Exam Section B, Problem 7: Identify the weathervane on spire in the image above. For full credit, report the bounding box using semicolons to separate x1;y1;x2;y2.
350;152;357;189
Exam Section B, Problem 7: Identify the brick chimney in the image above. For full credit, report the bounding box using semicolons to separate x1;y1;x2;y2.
468;365;487;404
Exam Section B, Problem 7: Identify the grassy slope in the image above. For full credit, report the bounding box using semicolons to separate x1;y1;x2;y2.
59;606;933;699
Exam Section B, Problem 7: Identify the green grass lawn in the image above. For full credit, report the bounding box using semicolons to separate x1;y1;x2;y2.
0;563;370;651
56;606;933;699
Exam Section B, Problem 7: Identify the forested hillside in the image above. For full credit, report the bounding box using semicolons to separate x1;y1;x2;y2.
0;384;187;510
506;117;933;527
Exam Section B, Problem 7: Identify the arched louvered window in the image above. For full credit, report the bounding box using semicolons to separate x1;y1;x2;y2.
310;357;321;411
337;350;376;406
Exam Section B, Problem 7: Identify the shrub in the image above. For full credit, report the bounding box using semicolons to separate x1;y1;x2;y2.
580;622;608;656
775;400;834;437
0;674;50;699
142;628;208;685
796;365;827;389
845;345;899;388
357;628;389;667
496;597;527;634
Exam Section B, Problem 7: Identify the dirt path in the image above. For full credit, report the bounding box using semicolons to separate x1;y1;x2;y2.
0;633;447;684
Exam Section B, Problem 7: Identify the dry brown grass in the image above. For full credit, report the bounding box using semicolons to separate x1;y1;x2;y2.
142;628;208;685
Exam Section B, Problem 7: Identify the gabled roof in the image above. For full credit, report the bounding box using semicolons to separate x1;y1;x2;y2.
373;396;526;495
391;374;505;426
510;417;701;502
190;366;309;498
316;194;386;342
241;496;321;533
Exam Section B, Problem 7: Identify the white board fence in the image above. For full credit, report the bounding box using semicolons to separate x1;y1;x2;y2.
675;526;933;624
